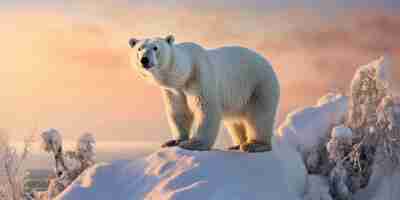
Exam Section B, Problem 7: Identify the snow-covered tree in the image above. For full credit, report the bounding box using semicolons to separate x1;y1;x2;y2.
302;56;399;200
348;56;400;169
76;133;96;169
40;129;66;178
348;57;386;130
0;130;34;200
40;129;96;199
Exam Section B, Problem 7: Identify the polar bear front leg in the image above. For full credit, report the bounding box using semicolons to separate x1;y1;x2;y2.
162;89;193;148
178;53;221;151
179;92;221;151
179;97;221;151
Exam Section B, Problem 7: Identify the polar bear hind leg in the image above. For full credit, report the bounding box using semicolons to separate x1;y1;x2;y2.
224;121;247;150
240;85;278;152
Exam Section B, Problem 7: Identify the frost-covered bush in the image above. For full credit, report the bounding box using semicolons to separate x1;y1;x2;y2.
326;57;400;198
348;57;386;129
348;56;400;167
41;129;66;178
301;56;400;200
326;126;353;162
373;96;400;163
40;129;96;199
76;133;96;169
0;131;33;200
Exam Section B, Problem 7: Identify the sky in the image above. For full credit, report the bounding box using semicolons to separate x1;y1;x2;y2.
0;0;399;144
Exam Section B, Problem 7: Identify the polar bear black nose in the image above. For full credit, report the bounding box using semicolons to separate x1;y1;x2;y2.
140;57;151;68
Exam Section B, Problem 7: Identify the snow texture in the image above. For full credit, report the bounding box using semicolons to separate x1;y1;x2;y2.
304;175;332;200
56;139;306;200
354;155;400;200
277;93;349;157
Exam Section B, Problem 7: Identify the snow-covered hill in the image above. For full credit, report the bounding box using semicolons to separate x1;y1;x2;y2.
56;141;306;200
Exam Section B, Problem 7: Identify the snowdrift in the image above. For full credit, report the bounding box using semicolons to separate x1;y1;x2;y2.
279;56;400;200
354;159;400;200
56;142;306;200
277;93;349;157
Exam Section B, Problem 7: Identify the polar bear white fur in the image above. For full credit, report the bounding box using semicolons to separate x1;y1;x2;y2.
128;35;280;152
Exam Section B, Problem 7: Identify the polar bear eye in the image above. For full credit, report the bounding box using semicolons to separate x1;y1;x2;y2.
153;46;158;51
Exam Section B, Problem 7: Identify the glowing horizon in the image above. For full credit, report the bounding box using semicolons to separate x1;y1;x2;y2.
0;0;399;143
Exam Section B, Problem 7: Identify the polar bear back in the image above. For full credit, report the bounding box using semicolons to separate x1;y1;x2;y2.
205;46;279;114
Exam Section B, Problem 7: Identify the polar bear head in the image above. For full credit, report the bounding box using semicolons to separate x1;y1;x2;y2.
129;35;186;87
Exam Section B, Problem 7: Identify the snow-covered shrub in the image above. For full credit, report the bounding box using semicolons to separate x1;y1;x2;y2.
348;57;386;129
76;133;96;169
0;130;33;200
348;56;400;174
294;57;400;200
373;96;400;163
40;129;96;199
326;125;353;162
41;129;66;178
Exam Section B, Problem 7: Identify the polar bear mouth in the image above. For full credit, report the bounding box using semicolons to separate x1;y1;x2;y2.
140;51;158;70
143;64;155;69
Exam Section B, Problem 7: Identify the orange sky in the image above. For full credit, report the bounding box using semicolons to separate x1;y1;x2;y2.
1;2;399;143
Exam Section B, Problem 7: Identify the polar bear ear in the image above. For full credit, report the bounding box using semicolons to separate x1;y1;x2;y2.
165;35;175;45
129;38;139;48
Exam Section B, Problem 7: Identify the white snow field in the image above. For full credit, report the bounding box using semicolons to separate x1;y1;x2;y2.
56;139;307;200
354;158;400;200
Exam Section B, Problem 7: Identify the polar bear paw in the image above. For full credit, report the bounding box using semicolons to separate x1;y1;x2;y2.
179;139;210;151
227;145;241;150
161;139;186;148
240;140;272;152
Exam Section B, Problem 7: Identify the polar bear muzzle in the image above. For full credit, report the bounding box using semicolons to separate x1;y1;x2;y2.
140;57;152;69
139;50;158;70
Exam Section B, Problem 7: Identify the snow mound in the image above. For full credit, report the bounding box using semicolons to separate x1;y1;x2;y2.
304;175;332;200
277;93;349;156
354;158;400;200
56;142;306;200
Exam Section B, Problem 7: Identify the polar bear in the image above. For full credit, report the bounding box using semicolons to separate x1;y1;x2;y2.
128;35;280;152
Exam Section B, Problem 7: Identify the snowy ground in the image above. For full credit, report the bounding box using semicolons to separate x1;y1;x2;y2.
56;140;306;200
55;92;400;200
